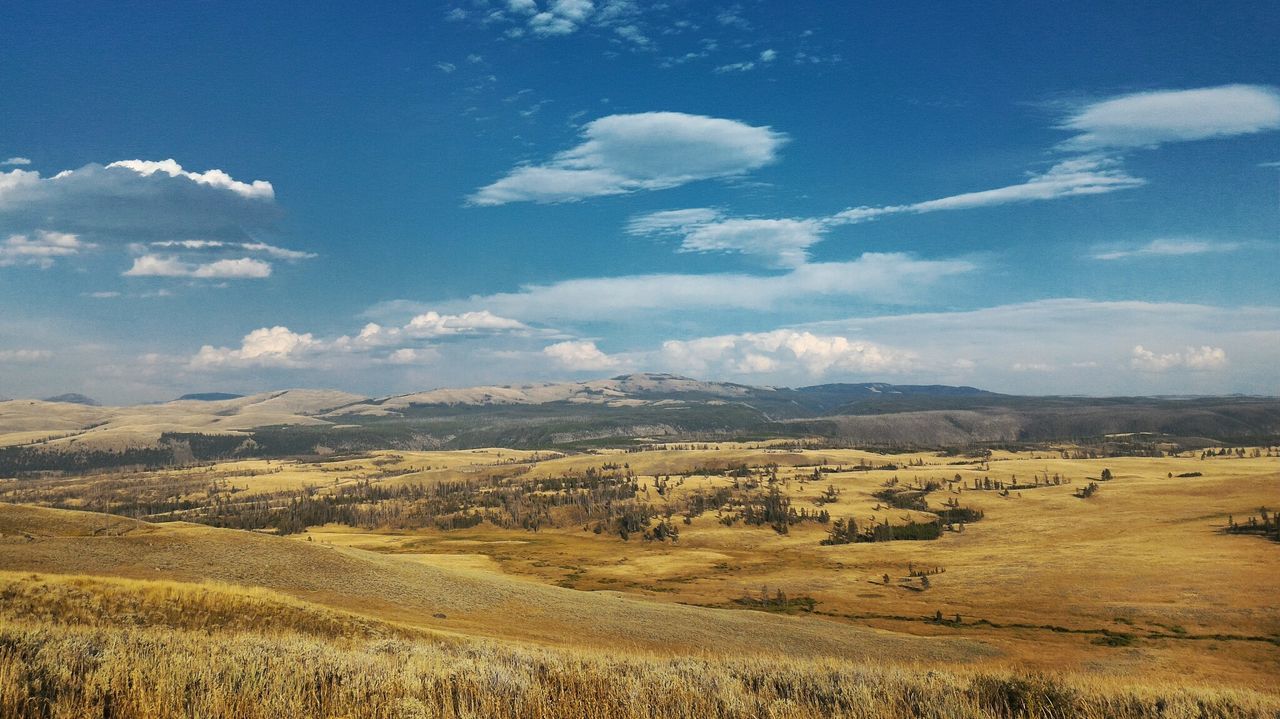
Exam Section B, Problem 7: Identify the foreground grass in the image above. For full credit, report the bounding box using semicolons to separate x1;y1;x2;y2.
2;621;1277;719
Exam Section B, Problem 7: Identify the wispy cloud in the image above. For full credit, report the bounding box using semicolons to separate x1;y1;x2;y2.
626;85;1280;266
631;156;1143;267
148;239;316;261
831;156;1145;224
1;157;31;166
372;253;976;322
0;349;52;362
629;208;824;268
1091;238;1241;261
469;112;786;205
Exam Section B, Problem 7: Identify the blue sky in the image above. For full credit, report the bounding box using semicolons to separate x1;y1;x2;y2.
2;1;1279;403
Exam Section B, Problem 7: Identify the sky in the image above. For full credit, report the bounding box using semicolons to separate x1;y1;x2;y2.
2;1;1279;403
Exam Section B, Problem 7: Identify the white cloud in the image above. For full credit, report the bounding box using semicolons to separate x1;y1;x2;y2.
405;310;528;337
472;0;649;43
628;208;825;268
1131;345;1228;372
150;239;315;260
192;327;319;368
832;156;1145;224
659;330;913;377
1;157;31;166
106;159;274;199
759;49;777;63
629;156;1144;268
1060;85;1280;150
389;253;975;322
469;112;786;205
0;160;284;274
387;348;433;365
543;340;620;370
0;230;88;268
682;85;1277;251
0;349;52;362
124;255;273;279
435;61;457;73
625;208;722;234
714;61;755;73
191;309;531;370
1091;238;1240;261
795;299;1270;393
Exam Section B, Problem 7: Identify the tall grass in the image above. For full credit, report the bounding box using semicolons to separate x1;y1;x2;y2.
2;620;1277;719
1;571;1276;718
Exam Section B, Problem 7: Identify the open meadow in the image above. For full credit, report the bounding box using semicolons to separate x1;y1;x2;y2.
2;441;1277;717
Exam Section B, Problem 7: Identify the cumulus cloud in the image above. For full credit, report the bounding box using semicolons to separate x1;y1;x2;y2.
105;159;273;199
628;208;824;267
405;310;528;337
192;327;318;368
1131;345;1228;372
190;309;532;370
124;255;273;279
1059;85;1280;150
1091;238;1240;261
659;330;913;377
543;340;620;370
1;157;31;166
469;112;786;205
0;231;88;268
0;159;286;276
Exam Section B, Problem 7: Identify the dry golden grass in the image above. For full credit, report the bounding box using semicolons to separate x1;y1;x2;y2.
2;445;1278;715
0;571;423;640
0;503;990;663
3;619;1278;719
296;447;1280;687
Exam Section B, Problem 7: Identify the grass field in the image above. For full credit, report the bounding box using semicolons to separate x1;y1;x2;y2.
1;444;1277;716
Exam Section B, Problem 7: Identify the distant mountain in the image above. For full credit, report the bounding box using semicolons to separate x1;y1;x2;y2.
329;374;1000;420
42;393;100;406
3;376;1278;473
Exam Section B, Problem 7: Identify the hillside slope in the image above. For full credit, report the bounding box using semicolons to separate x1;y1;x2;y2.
0;503;989;661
